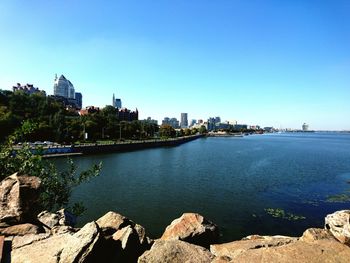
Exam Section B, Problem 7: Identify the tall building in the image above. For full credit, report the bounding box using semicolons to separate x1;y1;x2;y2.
302;123;309;131
180;113;188;128
162;117;179;128
112;93;122;108
54;74;75;99
75;92;82;109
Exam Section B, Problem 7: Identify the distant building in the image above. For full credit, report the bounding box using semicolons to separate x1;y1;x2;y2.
189;119;196;127
79;106;100;116
180;113;188;128
112;93;122;108
207;117;222;131
162;117;179;128
264;127;274;133
234;124;248;130
249;125;260;130
302;123;309;131
117;108;138;121
142;117;158;125
54;74;75;99
75;92;82;109
12;83;46;95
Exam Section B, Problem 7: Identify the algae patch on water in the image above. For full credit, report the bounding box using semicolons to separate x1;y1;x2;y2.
264;208;306;221
326;193;350;203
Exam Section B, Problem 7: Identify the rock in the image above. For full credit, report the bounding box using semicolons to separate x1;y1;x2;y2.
135;223;153;246
11;233;72;263
210;232;350;263
37;211;59;228
11;233;51;249
51;225;77;235
161;213;219;248
112;224;152;262
138;240;215;263
0;173;41;226
325;210;350;245
0;235;4;263
59;221;101;263
300;228;334;243
96;211;132;235
57;208;77;227
210;235;297;260
0;223;43;236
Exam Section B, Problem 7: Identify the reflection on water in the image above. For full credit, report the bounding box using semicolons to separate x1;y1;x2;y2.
53;133;350;242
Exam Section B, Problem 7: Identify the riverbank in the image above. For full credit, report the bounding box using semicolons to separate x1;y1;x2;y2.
42;134;203;157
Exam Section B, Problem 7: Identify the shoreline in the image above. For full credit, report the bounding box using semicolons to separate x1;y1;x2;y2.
42;134;204;158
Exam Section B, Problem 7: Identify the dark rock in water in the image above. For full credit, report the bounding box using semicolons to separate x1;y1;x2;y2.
0;173;41;227
325;210;350;245
138;240;215;263
160;213;219;248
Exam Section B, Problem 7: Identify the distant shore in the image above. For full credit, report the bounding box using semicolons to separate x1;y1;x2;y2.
42;134;204;157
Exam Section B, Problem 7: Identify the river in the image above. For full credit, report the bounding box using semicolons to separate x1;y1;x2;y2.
54;132;350;242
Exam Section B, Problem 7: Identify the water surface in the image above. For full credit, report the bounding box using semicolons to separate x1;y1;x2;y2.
54;133;350;242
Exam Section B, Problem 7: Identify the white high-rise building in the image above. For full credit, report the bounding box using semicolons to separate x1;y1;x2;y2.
180;113;188;128
302;123;309;131
53;74;75;99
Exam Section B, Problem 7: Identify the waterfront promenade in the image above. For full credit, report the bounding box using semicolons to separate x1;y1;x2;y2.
42;134;204;157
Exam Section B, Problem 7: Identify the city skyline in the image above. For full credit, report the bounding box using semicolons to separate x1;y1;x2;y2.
1;1;350;130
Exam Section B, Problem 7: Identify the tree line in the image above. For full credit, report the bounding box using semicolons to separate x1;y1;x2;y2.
0;89;207;144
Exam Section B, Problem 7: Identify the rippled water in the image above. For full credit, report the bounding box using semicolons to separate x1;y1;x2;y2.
54;133;350;242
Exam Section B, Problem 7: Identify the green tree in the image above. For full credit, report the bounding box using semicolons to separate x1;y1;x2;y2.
159;124;176;138
199;125;207;134
0;138;101;213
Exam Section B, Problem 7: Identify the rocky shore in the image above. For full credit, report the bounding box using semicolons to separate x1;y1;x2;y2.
1;173;350;262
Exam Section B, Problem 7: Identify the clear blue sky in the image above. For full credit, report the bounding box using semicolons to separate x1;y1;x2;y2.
1;0;349;130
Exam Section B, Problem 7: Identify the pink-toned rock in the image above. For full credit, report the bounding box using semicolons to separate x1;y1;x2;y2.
138;240;215;263
325;210;350;245
0;173;41;226
161;213;219;248
300;228;334;243
210;231;350;263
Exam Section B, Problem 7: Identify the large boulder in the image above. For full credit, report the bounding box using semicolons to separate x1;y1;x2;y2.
37;209;77;229
0;173;41;226
59;221;101;263
95;211;153;262
37;211;59;228
112;224;153;262
325;210;350;245
210;230;350;263
160;213;219;248
96;211;133;235
138;240;215;263
10;233;73;263
0;223;43;236
300;228;334;242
